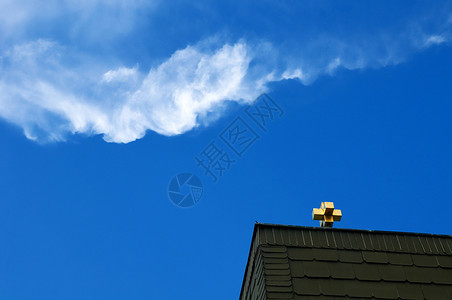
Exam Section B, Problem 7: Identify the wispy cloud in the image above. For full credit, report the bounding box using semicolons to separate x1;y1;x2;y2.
425;35;447;46
102;66;139;84
105;42;257;142
0;2;451;143
0;40;258;143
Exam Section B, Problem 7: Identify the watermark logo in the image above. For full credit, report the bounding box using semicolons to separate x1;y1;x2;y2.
195;140;236;182
219;116;259;157
167;173;203;208
245;94;284;131
195;93;283;182
166;93;284;208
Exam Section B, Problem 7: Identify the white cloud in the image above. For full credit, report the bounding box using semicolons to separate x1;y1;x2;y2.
425;35;447;46
0;2;451;144
0;40;260;143
1;29;451;143
102;66;139;83
101;42;258;143
281;68;304;80
118;43;254;138
326;58;342;74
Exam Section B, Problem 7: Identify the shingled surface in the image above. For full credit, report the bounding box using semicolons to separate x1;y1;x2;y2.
240;223;452;300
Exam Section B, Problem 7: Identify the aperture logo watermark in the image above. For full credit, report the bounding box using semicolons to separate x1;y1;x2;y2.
167;93;284;208
168;173;203;208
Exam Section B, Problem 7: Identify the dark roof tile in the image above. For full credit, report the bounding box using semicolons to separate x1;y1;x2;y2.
265;257;289;264
346;233;359;250
353;263;381;281
444;239;452;255
266;280;292;287
397;235;411;253
287;248;314;261
314;249;338;262
280;229;292;246
309;230;322;247
265;268;291;276
411;254;438;267
409;236;425;254
289;261;305;277
405;266;433;283
395;282;423;300
378;264;406;282
263;251;288;259
383;234;398;252
265;275;292;282
266;285;293;293
435;238;449;255
328;262;355;279
318;279;346;296
292;278;320;295
298;261;330;278
371;234;384;251
338;250;363;263
262;246;287;253
300;230;312;248
387;253;413;266
362;251;389;264
265;263;290;270
354;233;367;250
437;255;452;268
312;296;337;300
372;282;399;299
344;280;374;298
432;237;447;255
288;229;298;246
266;292;294;299
362;233;374;250
421;283;452;300
375;234;386;250
263;227;274;244
338;231;352;250
274;228;284;245
431;268;452;284
317;231;330;248
325;231;338;249
423;236;437;254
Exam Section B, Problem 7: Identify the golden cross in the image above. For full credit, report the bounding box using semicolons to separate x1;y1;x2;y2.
312;202;342;227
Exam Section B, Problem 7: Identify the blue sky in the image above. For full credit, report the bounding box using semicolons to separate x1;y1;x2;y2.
0;1;452;299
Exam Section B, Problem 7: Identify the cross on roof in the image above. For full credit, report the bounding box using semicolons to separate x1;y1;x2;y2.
312;202;342;227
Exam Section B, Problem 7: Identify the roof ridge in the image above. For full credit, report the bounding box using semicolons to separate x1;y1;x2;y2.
255;222;452;238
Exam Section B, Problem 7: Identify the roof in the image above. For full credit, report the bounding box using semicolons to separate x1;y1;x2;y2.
240;223;452;300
